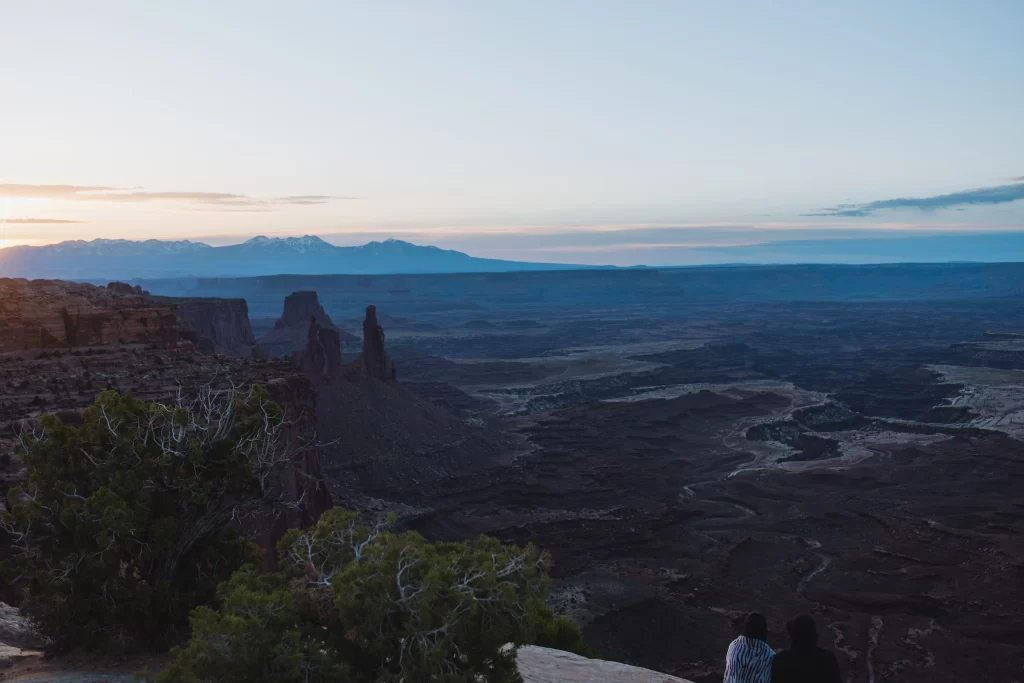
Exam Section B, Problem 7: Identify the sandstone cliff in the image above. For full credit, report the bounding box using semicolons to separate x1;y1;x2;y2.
176;298;257;357
348;304;396;381
949;332;1024;369
0;278;179;351
0;280;333;570
295;318;344;384
257;291;355;357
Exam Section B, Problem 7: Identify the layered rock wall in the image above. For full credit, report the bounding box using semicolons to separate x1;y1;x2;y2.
176;298;257;357
258;290;353;357
0;278;179;351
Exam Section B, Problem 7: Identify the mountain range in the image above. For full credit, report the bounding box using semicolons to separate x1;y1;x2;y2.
0;236;585;279
4;232;1024;280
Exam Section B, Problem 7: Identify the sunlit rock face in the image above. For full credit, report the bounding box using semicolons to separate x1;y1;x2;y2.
0;278;179;351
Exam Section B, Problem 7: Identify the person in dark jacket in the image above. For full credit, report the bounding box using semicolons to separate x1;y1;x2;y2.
770;614;840;683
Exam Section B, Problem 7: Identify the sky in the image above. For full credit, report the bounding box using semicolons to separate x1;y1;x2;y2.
1;0;1023;265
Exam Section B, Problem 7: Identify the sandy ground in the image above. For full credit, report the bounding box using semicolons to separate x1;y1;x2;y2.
929;364;1024;439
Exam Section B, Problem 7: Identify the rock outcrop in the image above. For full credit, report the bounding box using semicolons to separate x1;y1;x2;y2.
0;278;179;351
949;332;1024;369
176;298;257;357
106;281;147;296
0;282;333;571
257;291;354;357
0;645;693;681
253;374;333;570
0;603;43;651
295;318;343;385
517;646;693;683
349;305;396;381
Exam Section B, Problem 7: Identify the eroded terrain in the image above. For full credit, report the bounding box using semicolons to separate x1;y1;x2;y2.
4;266;1024;682
355;292;1024;683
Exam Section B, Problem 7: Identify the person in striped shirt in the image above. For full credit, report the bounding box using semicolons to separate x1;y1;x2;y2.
724;612;776;683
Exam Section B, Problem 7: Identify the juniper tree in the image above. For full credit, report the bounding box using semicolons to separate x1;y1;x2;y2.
153;508;590;683
0;385;315;652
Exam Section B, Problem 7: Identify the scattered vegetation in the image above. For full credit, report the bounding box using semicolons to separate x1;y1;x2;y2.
152;509;588;682
0;386;311;652
1;389;591;678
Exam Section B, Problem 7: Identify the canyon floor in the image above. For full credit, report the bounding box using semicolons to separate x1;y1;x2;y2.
316;289;1023;683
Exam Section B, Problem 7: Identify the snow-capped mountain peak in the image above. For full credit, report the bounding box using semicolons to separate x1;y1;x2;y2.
242;235;333;253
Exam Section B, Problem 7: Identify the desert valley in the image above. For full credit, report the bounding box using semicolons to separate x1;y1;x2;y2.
2;263;1022;681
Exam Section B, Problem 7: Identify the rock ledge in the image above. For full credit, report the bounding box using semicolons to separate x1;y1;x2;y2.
517;646;693;683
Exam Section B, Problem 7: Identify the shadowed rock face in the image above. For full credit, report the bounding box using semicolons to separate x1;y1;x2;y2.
252;374;333;571
106;281;146;296
353;305;396;381
176;299;256;357
276;291;334;329
257;291;353;357
296;317;343;384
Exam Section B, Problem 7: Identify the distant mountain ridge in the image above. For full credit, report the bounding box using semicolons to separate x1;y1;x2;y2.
0;235;589;279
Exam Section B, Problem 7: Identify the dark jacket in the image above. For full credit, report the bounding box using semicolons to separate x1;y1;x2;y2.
770;646;841;683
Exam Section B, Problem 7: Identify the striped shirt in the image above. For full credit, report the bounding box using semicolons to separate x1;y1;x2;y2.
724;635;775;683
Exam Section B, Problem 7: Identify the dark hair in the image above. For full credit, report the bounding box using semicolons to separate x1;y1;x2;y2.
743;612;768;641
787;614;818;649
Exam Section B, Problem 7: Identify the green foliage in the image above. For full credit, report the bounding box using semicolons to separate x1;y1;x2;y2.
154;508;591;683
0;387;292;652
533;611;595;658
143;567;349;683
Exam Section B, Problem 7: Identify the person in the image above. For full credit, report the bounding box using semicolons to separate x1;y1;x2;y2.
770;614;841;683
724;612;776;683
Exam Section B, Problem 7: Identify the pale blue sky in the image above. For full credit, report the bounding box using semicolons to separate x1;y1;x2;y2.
1;1;1022;264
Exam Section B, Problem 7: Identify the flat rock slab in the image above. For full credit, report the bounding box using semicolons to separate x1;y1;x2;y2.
1;646;691;682
5;675;134;682
0;602;45;650
517;646;694;683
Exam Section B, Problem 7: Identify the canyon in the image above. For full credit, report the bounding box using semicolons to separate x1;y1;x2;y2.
2;263;1023;681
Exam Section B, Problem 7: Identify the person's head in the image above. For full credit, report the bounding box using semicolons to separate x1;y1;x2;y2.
787;614;818;649
743;612;768;641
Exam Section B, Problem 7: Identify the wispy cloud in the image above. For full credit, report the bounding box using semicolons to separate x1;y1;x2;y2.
525;242;765;253
0;218;85;224
0;184;350;211
0;184;120;199
275;195;361;205
806;179;1024;217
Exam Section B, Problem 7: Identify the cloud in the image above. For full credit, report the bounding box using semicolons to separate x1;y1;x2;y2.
94;190;267;207
0;218;85;224
0;184;120;199
806;180;1024;217
0;184;351;210
275;195;361;205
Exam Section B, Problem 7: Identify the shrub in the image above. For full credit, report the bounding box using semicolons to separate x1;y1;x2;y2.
0;386;309;652
152;508;590;683
534;612;595;658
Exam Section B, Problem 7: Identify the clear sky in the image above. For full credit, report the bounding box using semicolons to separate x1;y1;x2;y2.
1;1;1022;264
